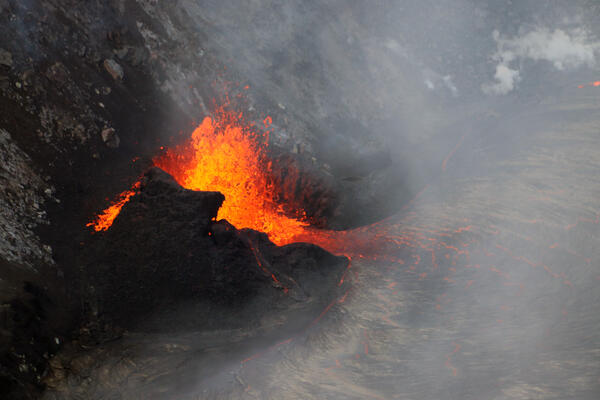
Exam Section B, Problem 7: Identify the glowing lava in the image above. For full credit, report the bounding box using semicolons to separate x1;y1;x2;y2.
153;107;310;245
578;80;600;88
86;182;140;232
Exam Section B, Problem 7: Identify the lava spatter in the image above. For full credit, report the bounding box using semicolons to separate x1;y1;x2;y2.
86;181;140;232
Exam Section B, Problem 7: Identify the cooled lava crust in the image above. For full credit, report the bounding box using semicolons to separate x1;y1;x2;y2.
80;167;349;331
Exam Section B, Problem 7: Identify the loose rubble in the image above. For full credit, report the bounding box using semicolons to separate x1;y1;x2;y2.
0;48;12;67
103;59;124;80
0;129;52;267
100;127;120;148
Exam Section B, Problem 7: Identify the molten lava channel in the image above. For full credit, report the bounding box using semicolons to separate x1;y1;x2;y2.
86;182;140;232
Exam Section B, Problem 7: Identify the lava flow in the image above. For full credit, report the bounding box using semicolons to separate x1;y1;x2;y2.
86;182;140;232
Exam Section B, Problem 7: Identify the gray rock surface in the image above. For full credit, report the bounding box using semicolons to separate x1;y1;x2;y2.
100;127;119;148
103;58;123;80
0;48;11;67
0;129;53;267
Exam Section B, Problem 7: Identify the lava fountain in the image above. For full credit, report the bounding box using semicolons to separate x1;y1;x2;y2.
87;106;326;246
86;106;423;259
153;107;311;246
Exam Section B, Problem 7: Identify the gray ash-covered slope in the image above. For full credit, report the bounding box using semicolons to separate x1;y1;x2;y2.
82;167;348;331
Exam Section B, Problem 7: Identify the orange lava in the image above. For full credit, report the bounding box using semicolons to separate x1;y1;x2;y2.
86;182;140;232
578;81;600;88
154;107;310;245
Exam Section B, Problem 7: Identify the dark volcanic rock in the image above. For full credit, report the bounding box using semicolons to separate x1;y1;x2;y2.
82;167;348;331
103;58;124;81
0;48;12;67
270;152;341;228
0;259;68;399
100;127;120;148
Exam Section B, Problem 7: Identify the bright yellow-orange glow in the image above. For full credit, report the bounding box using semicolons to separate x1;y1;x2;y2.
86;182;140;232
154;108;310;245
577;81;600;88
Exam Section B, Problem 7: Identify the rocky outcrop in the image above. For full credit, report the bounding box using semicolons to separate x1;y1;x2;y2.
81;167;348;330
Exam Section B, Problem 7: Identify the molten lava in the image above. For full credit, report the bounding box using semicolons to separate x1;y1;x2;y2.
578;80;600;88
153;107;310;245
86;182;140;232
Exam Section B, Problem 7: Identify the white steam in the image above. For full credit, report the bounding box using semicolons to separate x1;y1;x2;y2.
422;69;459;96
484;64;521;95
483;27;600;94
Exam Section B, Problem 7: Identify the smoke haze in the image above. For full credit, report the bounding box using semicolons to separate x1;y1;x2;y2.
484;27;599;94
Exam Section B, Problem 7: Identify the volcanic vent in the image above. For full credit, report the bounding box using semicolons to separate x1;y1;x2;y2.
82;105;350;332
88;105;338;246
